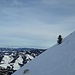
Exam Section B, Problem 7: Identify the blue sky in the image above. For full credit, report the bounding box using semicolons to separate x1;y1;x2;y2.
0;0;75;48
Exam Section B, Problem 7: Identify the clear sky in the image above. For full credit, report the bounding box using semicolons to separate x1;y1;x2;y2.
0;0;75;48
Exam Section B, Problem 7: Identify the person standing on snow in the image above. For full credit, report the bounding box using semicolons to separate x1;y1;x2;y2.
57;35;62;44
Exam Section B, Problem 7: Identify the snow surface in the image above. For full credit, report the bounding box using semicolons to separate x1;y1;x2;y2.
0;55;13;68
13;55;23;70
0;52;34;70
12;31;75;75
13;54;34;70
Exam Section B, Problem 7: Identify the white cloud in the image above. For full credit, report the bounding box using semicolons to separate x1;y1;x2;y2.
40;0;75;4
13;0;19;6
0;17;74;41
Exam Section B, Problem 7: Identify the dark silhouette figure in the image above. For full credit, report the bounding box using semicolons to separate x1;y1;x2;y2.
57;35;62;44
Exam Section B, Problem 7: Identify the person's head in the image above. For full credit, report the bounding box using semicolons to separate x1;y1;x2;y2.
59;35;62;37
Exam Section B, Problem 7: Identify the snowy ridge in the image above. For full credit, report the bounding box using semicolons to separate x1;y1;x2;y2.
0;55;13;68
13;31;75;75
0;53;34;70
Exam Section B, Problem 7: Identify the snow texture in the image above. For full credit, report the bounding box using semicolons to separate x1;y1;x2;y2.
0;55;13;68
12;31;75;75
0;53;34;70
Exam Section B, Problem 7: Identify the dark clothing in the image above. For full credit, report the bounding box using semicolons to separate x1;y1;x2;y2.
57;35;62;44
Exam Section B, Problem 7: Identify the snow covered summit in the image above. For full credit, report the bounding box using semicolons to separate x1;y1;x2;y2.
12;31;75;75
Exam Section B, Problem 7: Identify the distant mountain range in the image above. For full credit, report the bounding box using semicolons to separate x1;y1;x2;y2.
0;48;46;75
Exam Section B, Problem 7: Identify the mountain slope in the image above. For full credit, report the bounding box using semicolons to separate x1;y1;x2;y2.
12;31;75;75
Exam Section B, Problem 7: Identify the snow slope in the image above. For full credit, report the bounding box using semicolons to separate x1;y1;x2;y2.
12;31;75;75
